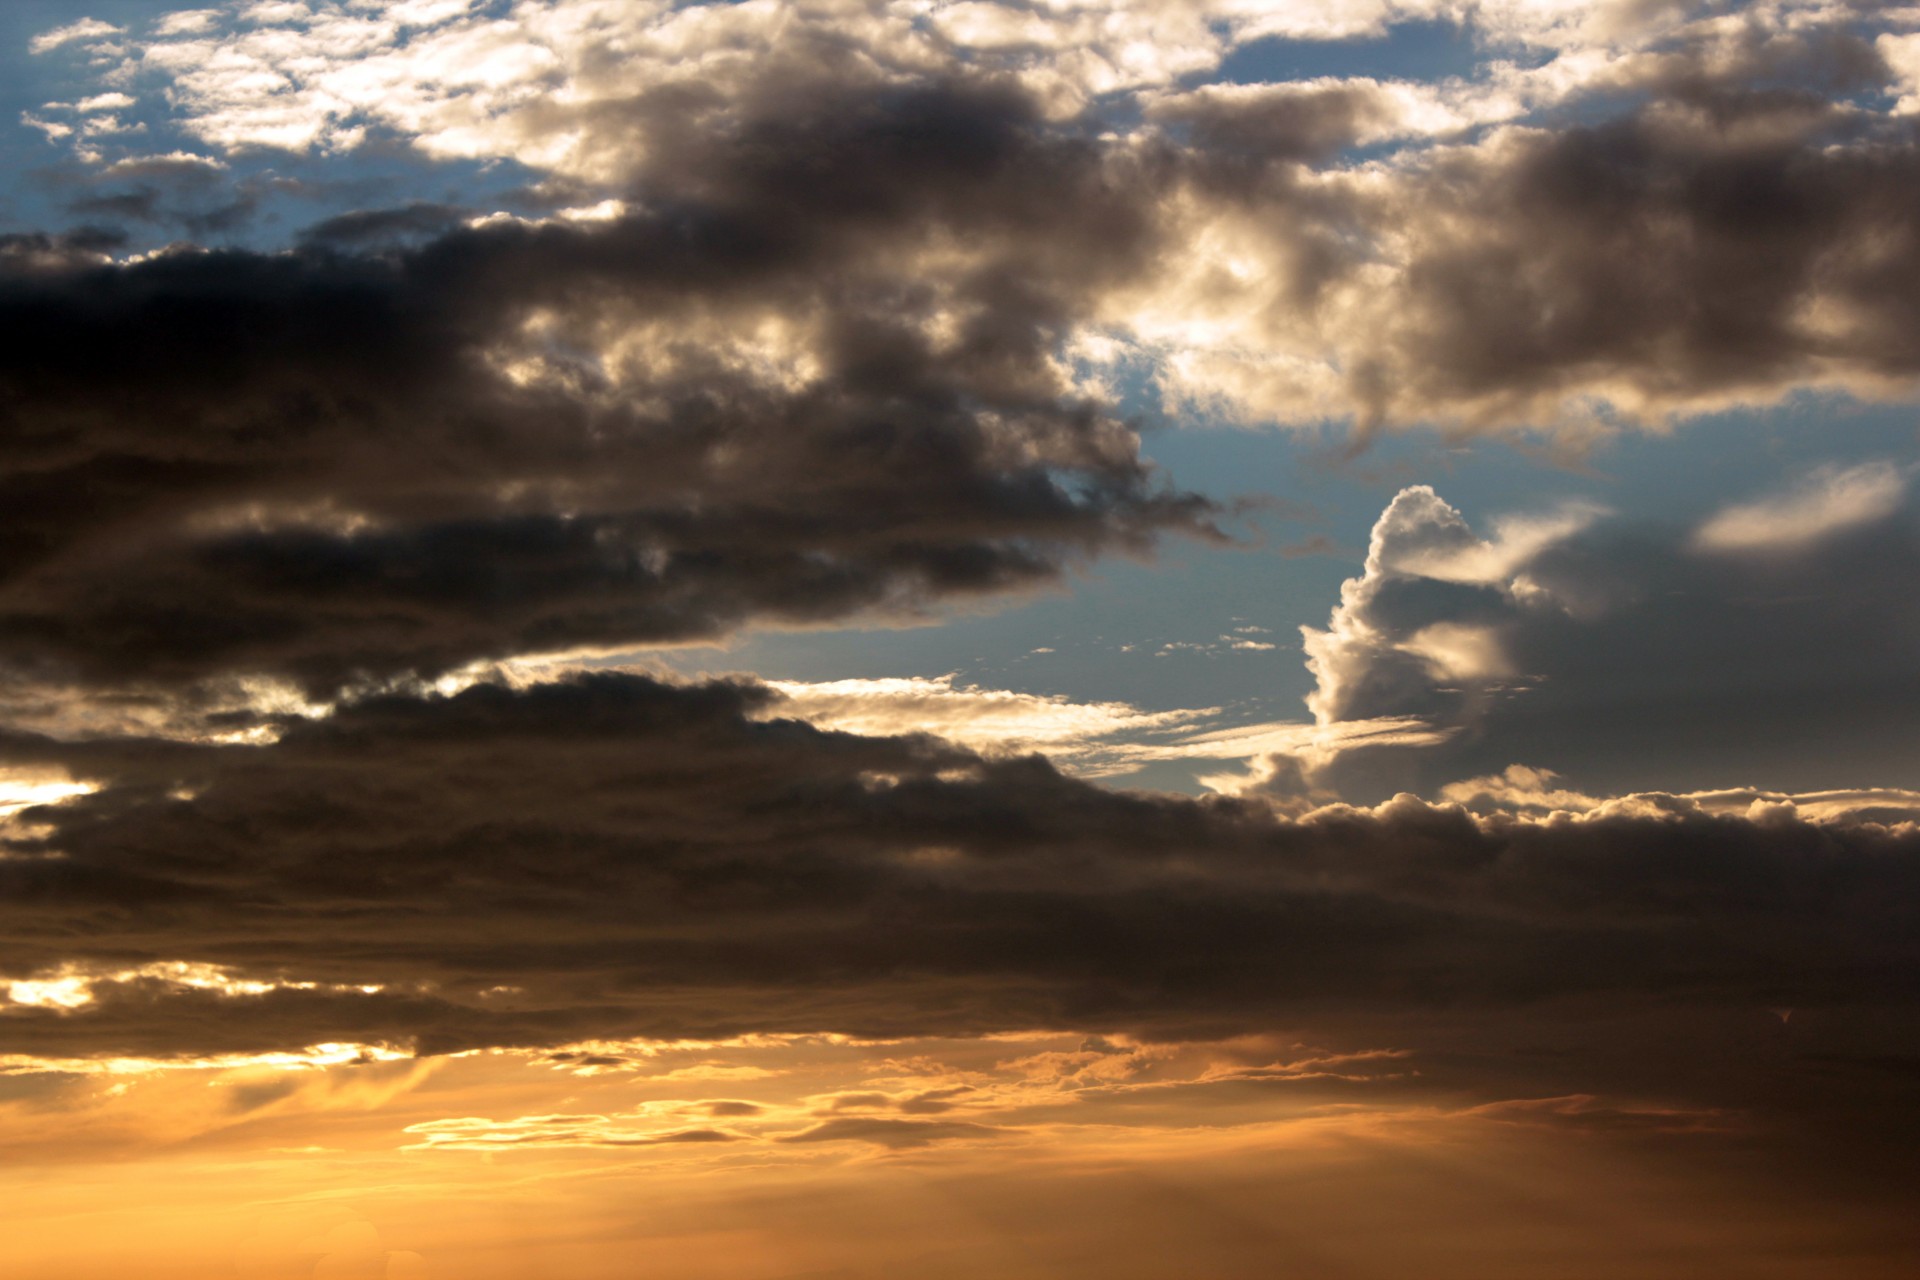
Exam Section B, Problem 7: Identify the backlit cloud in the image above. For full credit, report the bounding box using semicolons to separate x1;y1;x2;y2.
0;76;1220;696
20;1;1920;442
405;1113;739;1150
2;671;1915;1066
1692;460;1908;553
762;674;1213;770
1257;479;1920;801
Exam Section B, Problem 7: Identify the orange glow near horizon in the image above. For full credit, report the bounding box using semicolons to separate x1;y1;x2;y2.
3;1027;1916;1280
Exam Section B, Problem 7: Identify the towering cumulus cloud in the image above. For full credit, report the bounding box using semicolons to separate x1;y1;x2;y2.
1249;475;1920;801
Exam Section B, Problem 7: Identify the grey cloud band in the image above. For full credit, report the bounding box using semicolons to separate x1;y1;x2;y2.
3;672;1915;1059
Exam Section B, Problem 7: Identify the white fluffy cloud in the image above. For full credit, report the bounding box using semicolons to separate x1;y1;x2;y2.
28;17;123;55
29;0;1689;173
1301;485;1600;727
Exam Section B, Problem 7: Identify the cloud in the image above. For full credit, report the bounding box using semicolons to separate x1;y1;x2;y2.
760;674;1214;774
776;1116;1005;1149
151;10;221;38
0;960;384;1012
73;93;137;114
28;18;122;55
1;671;1916;1065
1681;787;1920;825
1437;765;1603;814
1113;714;1454;804
404;1112;738;1150
42;1;1471;173
1088;18;1920;431
296;201;470;249
1692;461;1908;553
1298;485;1595;730
51;0;1774;180
31;1;1920;442
0;76;1219;697
375;1031;1430;1167
1463;1093;1739;1136
0;766;95;820
6;3;1919;1226
2;18;1917;718
97;152;227;179
1882;30;1920;114
1261;480;1920;801
1370;491;1610;585
1127;77;1920;430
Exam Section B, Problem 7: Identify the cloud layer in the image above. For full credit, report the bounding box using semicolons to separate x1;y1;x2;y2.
8;4;1920;710
3;670;1915;1063
26;0;1920;437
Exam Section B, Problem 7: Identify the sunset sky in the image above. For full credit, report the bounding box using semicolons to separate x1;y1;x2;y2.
3;2;1920;1277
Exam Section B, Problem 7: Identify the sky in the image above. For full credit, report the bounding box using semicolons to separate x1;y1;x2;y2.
2;2;1920;1276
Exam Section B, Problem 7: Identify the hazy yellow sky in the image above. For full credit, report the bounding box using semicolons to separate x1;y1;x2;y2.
7;1017;1920;1278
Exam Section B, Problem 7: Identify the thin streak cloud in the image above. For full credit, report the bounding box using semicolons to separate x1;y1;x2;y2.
1691;461;1908;553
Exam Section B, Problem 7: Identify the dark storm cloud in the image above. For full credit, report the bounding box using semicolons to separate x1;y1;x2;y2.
2;671;1916;1060
0;78;1213;696
1345;90;1920;425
